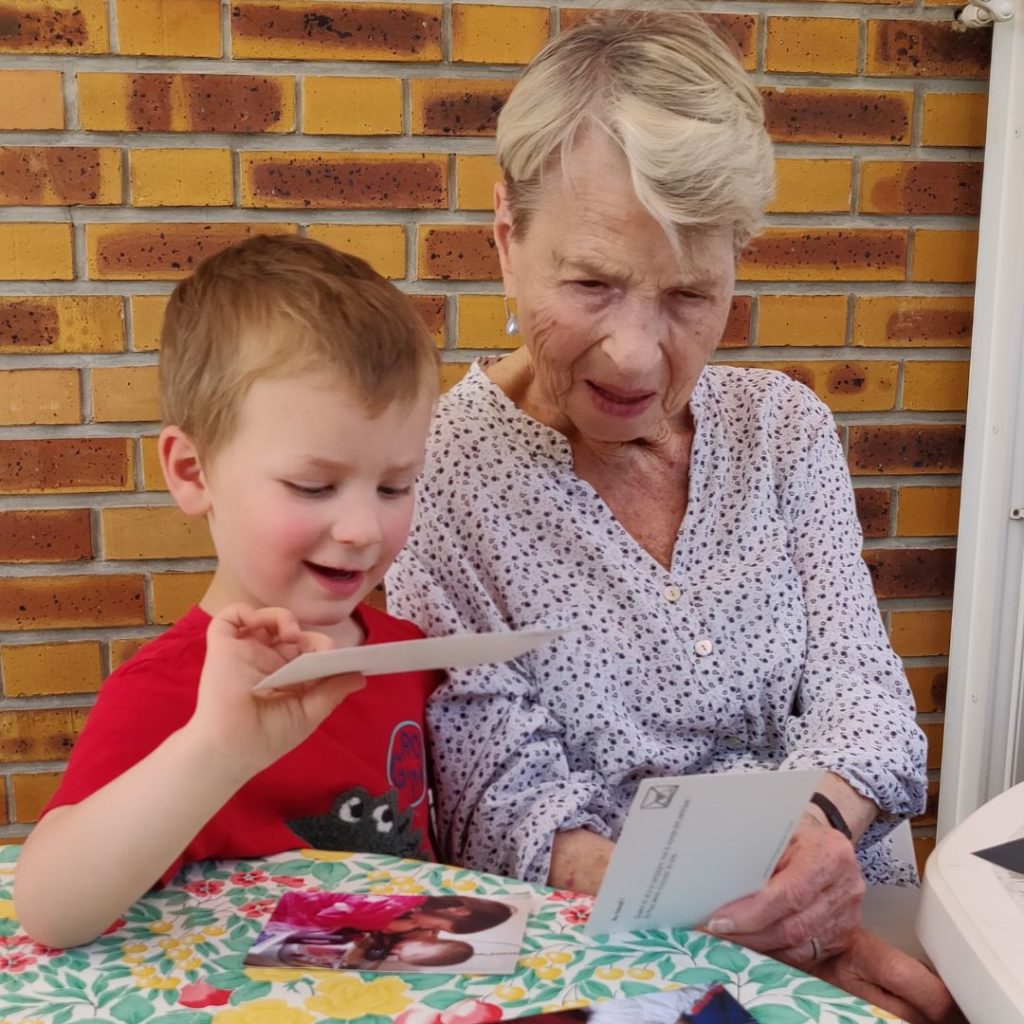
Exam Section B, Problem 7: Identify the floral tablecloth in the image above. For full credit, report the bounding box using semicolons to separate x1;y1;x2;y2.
0;845;897;1024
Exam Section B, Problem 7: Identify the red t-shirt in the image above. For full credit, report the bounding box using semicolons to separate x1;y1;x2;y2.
44;604;439;881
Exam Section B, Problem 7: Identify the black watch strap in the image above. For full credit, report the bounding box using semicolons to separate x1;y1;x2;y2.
810;792;853;840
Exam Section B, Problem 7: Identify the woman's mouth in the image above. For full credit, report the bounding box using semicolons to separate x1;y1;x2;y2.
303;562;366;597
586;381;657;417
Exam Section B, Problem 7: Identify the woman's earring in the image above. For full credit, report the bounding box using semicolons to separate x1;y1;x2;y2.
503;296;520;336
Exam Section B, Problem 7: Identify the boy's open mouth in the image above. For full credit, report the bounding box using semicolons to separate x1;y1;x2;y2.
304;561;357;580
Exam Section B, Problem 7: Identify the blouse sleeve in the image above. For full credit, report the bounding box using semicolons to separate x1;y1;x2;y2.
386;541;616;883
776;397;927;846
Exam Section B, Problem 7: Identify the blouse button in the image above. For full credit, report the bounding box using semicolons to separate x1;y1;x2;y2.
664;585;682;603
693;638;714;657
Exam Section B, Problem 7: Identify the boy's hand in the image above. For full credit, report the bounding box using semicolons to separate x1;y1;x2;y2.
191;603;365;778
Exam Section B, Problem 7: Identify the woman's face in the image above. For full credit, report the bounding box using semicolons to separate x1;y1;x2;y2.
494;136;736;445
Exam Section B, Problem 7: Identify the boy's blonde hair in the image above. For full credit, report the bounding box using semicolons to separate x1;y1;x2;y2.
159;234;439;458
496;9;774;250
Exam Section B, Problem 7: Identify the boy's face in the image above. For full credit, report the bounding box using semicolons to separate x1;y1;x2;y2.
197;371;434;632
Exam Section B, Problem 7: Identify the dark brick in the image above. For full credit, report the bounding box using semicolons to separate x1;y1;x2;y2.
855;487;892;538
869;20;991;78
0;437;132;493
762;88;912;145
863;547;956;599
848;424;965;475
0;509;92;562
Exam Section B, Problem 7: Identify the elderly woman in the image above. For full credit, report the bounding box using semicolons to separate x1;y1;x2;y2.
388;11;950;1022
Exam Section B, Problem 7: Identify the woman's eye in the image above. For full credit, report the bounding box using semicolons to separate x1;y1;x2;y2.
284;481;333;497
572;279;606;290
379;484;413;499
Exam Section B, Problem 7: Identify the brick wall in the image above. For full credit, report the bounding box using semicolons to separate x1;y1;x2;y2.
0;1;989;868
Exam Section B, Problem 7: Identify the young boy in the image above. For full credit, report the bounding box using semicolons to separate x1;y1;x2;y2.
14;234;441;949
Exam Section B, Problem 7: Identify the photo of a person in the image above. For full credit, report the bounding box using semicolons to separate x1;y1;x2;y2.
244;890;532;975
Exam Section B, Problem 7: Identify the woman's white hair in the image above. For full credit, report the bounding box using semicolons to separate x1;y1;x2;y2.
495;7;775;250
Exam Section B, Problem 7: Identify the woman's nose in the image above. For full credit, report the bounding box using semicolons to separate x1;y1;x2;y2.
601;305;666;373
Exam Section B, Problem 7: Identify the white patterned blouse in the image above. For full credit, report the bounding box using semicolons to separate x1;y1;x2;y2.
386;360;927;887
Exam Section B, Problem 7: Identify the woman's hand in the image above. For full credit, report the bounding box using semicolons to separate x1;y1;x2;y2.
190;603;365;779
706;814;864;966
812;927;958;1024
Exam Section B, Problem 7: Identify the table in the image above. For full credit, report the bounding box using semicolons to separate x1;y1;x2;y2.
918;779;1024;1024
0;845;895;1023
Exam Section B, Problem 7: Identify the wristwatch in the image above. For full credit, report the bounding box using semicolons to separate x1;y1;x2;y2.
810;792;853;840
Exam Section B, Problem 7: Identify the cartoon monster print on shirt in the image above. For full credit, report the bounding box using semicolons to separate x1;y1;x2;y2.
287;786;423;858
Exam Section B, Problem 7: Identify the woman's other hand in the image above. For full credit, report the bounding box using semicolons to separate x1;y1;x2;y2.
706;814;864;966
812;928;958;1024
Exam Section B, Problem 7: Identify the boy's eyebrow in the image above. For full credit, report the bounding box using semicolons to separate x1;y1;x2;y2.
296;455;424;474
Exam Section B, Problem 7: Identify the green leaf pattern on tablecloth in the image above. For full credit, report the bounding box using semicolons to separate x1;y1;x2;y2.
0;848;898;1024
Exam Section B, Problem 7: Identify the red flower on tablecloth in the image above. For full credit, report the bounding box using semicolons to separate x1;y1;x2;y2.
238;898;278;918
185;880;226;898
230;869;270;887
547;890;589;902
26;941;63;958
271;875;307;888
102;917;127;935
558;906;590;925
179;981;232;1008
396;1000;502;1024
0;934;29;947
0;952;37;972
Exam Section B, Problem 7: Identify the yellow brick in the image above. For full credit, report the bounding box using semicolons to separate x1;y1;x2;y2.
766;17;860;74
78;73;295;133
922;93;988;148
921;722;944;771
853;296;973;348
440;363;471;392
890;610;952;657
0;224;73;281
0;70;64;130
769;160;852;214
452;4;550;64
757;295;848;347
0;296;124;354
151;571;213;624
116;0;222;57
109;635;153;669
903;360;970;411
140;435;167;491
0;0;109;53
913;230;979;283
231;3;442;61
0;707;91;762
897;486;961;537
102;506;214;560
129;295;170;351
303;77;403;135
11;771;63;823
457;295;521;350
456;154;501;211
730;360;896;413
2;641;103;697
130;149;233;207
306;224;406;280
0;369;80;425
91;365;160;423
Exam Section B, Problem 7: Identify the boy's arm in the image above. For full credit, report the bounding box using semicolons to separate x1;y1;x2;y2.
14;605;363;949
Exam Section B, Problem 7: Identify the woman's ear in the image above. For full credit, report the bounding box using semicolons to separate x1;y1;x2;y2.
493;181;517;298
158;425;211;517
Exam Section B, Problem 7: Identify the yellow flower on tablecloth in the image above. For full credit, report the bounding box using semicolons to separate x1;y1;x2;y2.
594;967;624;980
213;999;315;1024
545;950;573;964
123;954;146;965
180;956;202;971
304;974;412;1019
159;938;184;951
370;883;399;894
661;983;683;991
493;985;526;1001
122;943;147;955
367;869;392;881
393;877;425;894
871;1009;902;1021
300;849;353;862
203;925;226;937
131;965;156;977
246;965;305;983
627;967;655;980
149;921;173;934
534;966;563;981
0;899;16;920
519;956;548;970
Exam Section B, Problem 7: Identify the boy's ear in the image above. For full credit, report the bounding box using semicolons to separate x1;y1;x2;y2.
493;181;517;300
158;426;211;517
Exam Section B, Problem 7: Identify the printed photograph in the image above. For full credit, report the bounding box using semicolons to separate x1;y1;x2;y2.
517;985;758;1024
244;891;534;975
